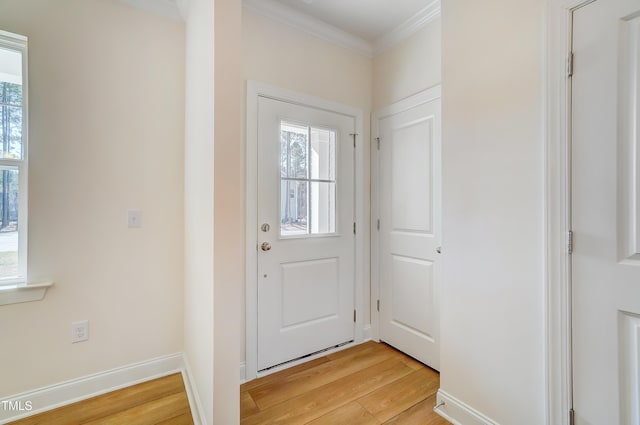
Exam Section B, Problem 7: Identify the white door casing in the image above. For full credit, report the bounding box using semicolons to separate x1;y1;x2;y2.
546;1;591;423
572;1;640;424
373;86;441;370
245;81;366;380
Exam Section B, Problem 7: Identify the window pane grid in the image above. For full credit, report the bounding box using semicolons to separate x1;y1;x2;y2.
0;81;24;160
0;167;19;279
280;121;337;237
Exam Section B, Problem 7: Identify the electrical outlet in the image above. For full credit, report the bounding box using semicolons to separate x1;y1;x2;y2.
127;209;142;228
71;320;89;343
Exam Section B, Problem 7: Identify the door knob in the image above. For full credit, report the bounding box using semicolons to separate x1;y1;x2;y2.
436;246;442;254
261;242;271;251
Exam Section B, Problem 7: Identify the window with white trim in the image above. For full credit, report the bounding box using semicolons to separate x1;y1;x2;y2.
0;30;28;286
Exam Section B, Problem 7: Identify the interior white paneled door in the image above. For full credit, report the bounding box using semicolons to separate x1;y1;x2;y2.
572;1;640;423
256;96;355;371
377;88;441;370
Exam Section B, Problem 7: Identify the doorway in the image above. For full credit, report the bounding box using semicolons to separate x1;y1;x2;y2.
372;86;442;371
245;81;366;380
570;1;640;423
256;95;355;371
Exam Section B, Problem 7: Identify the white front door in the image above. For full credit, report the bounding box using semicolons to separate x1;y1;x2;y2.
375;87;441;370
572;1;640;423
256;96;355;371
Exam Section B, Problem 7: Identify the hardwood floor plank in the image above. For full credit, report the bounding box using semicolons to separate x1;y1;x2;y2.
374;342;428;371
324;341;392;360
240;342;450;425
82;392;192;425
241;391;260;419
9;373;187;425
391;350;427;371
383;393;450;425
155;410;195;425
357;368;440;423
306;401;381;425
249;342;397;410
241;357;414;425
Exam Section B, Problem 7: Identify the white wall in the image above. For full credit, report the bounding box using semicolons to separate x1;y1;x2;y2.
373;17;441;109
241;8;373;365
213;0;242;423
243;10;372;110
182;0;215;422
0;0;185;397
440;1;545;424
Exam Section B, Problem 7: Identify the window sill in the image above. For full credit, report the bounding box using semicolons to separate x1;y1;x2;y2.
0;282;54;306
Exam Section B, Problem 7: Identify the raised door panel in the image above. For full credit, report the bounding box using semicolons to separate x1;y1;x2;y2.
390;256;436;340
619;14;640;263
281;258;339;329
391;118;434;234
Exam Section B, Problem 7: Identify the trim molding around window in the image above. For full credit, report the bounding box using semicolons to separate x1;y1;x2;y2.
0;29;53;305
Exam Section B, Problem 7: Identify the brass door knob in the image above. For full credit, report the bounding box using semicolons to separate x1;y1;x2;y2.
261;242;271;251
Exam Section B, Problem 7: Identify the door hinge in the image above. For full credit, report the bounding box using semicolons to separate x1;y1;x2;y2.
350;133;358;148
569;408;575;425
353;222;356;235
377;219;380;230
376;137;380;150
568;52;574;77
353;309;357;322
567;230;574;255
376;299;380;312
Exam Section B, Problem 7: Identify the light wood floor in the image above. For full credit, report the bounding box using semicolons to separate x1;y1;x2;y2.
8;373;194;425
241;341;451;425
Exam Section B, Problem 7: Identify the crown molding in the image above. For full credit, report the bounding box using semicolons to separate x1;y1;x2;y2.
117;0;183;21
373;0;440;54
242;0;374;58
118;0;439;55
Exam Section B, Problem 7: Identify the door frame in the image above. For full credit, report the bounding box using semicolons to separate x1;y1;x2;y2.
245;80;366;381
370;85;442;342
546;1;594;424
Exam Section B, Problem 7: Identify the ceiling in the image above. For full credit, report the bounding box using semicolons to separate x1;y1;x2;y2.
243;0;439;56
269;0;433;42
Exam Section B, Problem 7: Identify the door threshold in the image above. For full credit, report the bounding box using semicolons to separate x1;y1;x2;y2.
257;340;355;377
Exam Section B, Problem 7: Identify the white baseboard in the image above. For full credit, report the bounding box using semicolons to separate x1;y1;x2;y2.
0;353;203;425
435;390;500;425
181;355;206;425
240;362;247;384
363;324;372;341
